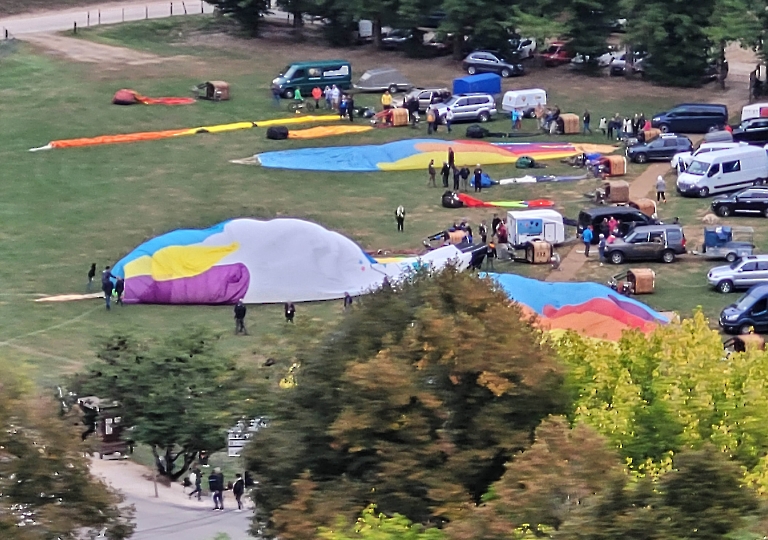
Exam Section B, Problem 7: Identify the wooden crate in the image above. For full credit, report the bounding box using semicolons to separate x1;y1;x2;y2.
391;107;409;126
560;113;580;134
606;180;630;203
632;197;657;217
605;155;627;176
644;128;661;142
526;240;552;264
628;268;655;294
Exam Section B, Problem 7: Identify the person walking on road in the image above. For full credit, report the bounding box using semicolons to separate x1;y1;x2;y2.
395;205;406;232
87;263;96;292
656;175;667;203
209;467;225;511
233;474;245;512
582;225;594;257
188;466;203;501
234;299;247;335
101;266;116;310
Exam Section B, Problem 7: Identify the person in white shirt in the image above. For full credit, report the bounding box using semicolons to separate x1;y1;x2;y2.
444;108;454;133
330;85;340;110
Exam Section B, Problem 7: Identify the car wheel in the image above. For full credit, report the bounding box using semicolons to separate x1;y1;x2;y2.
698;186;710;197
467;66;477;75
740;324;754;335
764;207;768;218
282;89;294;99
717;205;731;217
661;249;675;263
659;124;670;133
717;280;734;294
478;112;490;123
634;153;648;164
501;68;510;78
726;253;737;263
609;251;624;264
388;84;398;94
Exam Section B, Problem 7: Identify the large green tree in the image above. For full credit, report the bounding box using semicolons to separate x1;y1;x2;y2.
206;0;270;36
0;360;134;540
244;269;568;539
71;328;244;480
566;0;618;72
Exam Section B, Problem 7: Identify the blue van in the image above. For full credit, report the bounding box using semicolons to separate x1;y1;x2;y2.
272;60;352;98
651;103;728;134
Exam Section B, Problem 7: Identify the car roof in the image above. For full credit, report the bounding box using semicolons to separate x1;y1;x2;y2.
288;60;349;67
689;146;765;162
672;102;727;110
631;224;683;232
581;206;643;217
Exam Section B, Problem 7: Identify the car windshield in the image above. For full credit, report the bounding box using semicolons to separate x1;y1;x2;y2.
444;97;460;107
685;160;709;176
282;66;295;78
736;290;762;310
730;258;744;269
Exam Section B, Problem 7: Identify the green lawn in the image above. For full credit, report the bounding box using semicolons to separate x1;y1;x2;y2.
0;17;739;385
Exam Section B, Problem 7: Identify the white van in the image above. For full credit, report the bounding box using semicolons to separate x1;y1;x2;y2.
741;102;768;122
676;146;768;197
501;88;547;113
506;209;564;247
670;142;746;173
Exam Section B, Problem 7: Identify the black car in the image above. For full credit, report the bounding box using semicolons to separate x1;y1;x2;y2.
732;118;768;145
711;187;768;217
461;51;524;78
651;103;728;133
626;134;693;163
720;284;768;334
577;206;657;243
381;29;413;50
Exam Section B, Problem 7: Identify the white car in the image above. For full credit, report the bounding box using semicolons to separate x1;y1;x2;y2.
570;49;622;68
517;38;536;59
670;142;746;174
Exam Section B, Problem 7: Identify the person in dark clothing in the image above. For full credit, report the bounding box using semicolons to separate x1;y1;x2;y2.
343;292;353;310
285;303;296;323
188;467;203;501
347;95;355;122
479;221;488;243
440;162;450;189
473;165;483;193
491;214;502;238
101;266;116;310
582;110;592;134
209;468;225;510
395;205;406;231
460;166;470;190
233;473;245;511
114;278;125;305
453;166;461;190
408;97;419;128
234;299;247;335
87;263;96;291
428;159;436;187
448;147;455;169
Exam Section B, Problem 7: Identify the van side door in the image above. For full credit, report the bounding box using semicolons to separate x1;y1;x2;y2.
718;159;743;191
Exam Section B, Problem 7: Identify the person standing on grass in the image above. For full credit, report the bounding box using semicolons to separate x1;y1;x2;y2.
453;166;461;191
188;466;203;501
479;221;488;243
473;165;483;193
381;90;392;111
441;162;450;189
272;86;281;107
324;86;332;109
599;116;607;136
87;263;96;292
656;175;667;203
448;147;455;169
293;87;302;102
426;108;436;135
285;303;296;323
347;94;355;122
598;234;606;263
331;85;340;110
209;468;225;511
114;277;125;306
395;205;406;232
233;474;245;512
234;299;247;335
445;108;454;133
343;292;353;310
428;159;437;187
460;166;471;191
582;225;594;257
583;110;592;134
311;86;322;109
101;266;116;311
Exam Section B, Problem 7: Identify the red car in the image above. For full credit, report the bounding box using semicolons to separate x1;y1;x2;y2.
539;42;573;67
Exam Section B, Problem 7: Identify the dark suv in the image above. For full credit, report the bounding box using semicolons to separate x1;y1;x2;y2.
626;134;693;164
462;51;524;78
651;103;728;133
577;206;656;243
720;284;768;334
604;224;687;264
732;118;768;145
711;187;768;217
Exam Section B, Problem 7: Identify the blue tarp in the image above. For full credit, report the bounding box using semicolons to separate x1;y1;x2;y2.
452;74;502;95
469;172;496;188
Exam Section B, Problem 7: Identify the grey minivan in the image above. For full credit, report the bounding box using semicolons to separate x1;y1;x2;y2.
604;224;687;264
650;103;728;134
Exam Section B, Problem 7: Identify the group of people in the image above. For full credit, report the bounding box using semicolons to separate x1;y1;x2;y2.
426;148;484;193
186;465;246;512
597;112;650;140
233;300;295;335
581;216;627;261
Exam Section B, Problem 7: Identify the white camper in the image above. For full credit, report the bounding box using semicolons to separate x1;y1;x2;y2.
676;145;768;197
506;209;565;247
501;88;547;113
741;102;768;122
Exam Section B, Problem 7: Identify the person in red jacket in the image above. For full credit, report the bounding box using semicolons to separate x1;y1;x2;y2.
311;86;322;109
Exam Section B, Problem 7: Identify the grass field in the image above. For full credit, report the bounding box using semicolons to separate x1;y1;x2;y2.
0;16;749;385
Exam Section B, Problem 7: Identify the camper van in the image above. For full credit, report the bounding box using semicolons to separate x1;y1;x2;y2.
506;209;565;247
501;88;547;114
742;102;768;122
272;60;352;99
676;146;768;197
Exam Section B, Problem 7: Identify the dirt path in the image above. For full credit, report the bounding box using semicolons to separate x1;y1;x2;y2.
23;32;170;64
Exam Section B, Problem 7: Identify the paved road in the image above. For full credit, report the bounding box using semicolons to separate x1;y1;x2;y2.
0;1;214;36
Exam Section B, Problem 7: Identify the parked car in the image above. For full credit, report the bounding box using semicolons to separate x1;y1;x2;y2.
676;146;768;197
432;93;497;123
603;224;687;264
609;52;647;76
381;29;412;50
626;134;693;164
671;142;745;173
353;67;412;93
651;103;729;134
570;48;622;69
709;255;768;293
462;51;524;78
514;37;537;59
720;284;768;334
394;87;451;112
732;117;768;145
577;206;657;243
711;187;768;217
539;42;573;66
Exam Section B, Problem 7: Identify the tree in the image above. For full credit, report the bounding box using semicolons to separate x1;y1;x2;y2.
565;0;618;72
244;269;568;539
71;328;243;480
705;0;761;88
0;360;134;540
206;0;270;36
319;504;447;540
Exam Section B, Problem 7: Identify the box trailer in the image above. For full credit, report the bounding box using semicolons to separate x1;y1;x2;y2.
506;209;565;248
452;73;502;96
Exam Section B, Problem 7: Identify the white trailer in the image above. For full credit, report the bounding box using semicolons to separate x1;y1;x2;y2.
506;209;565;247
501;88;547;113
741;102;768;122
